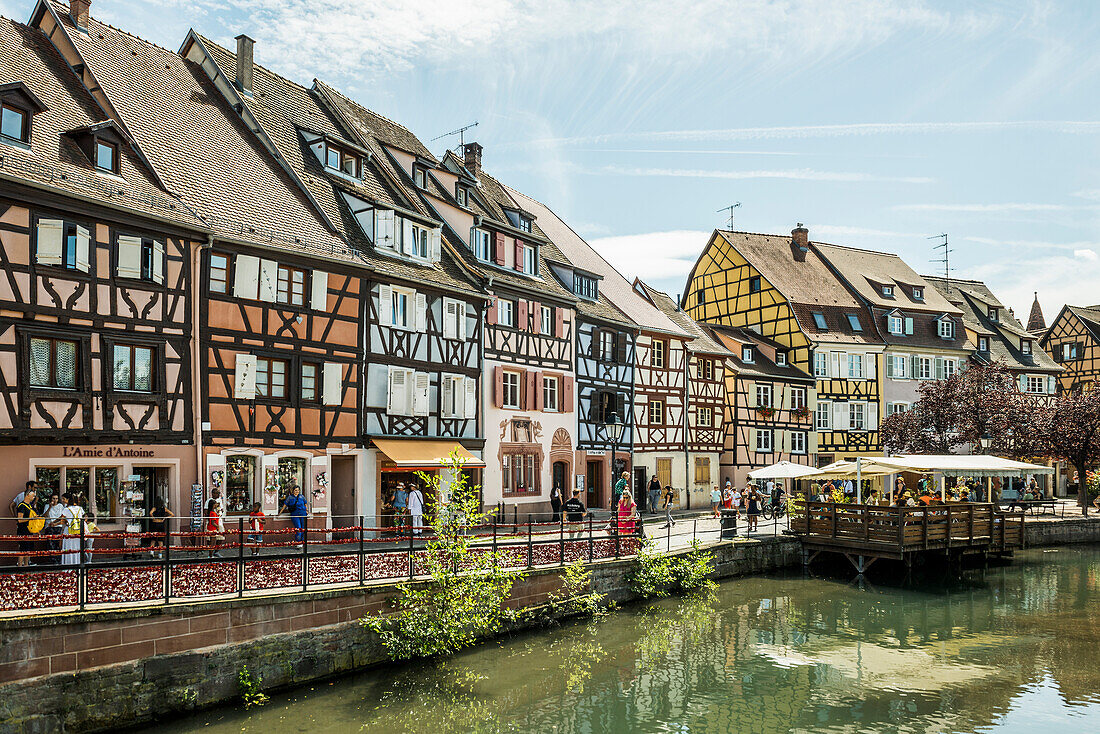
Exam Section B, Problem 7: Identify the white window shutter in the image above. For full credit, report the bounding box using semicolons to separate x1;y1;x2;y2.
322;362;342;406
778;430;788;454
1018;374;1027;392
234;255;259;299
866;354;877;381
414;292;428;332
833;402;849;431
401;219;414;255
748;428;756;451
1048;375;1056;394
311;270;329;311
233;354;257;399
117;235;143;279
442;375;455;418
807;389;818;412
458;302;468;340
258;259;278;302
935;356;945;380
366;363;388;408
885;357;895;379
443;298;458;340
429;228;442;263
904;317;914;335
713;409;720;428
867;402;879;430
412;371;430;416
464;376;477;419
745;380;756;408
152;239;165;284
830;352;842;378
808;430;819;453
375;209;395;250
387;366;407;415
74;225;91;273
36;219;63;265
378;285;393;327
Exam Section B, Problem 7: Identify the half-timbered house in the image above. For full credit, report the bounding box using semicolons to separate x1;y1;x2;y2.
926;277;1061;400
637;284;732;509
179;37;487;524
506;188;639;509
1042;304;1100;394
683;227;883;466
704;325;817;487
0;9;207;526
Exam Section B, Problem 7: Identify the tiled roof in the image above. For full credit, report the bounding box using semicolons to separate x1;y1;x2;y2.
867;306;970;351
44;6;353;261
0;15;203;230
924;275;1060;373
1028;292;1046;333
191;36;481;294
789;303;882;346
635;281;731;356
704;324;815;382
814;242;960;314
1066;305;1100;341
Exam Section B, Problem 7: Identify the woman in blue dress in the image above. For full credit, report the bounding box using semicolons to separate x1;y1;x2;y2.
280;484;309;545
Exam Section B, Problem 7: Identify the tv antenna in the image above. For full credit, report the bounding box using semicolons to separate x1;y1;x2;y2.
717;202;741;230
431;121;479;151
928;233;951;290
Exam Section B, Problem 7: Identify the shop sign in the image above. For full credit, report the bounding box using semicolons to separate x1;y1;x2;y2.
62;446;156;458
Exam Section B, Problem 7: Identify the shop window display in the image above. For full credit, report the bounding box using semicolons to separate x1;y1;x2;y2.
277;457;308;507
225;455;256;514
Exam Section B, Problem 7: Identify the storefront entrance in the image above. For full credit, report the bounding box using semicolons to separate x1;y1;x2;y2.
586;460;602;508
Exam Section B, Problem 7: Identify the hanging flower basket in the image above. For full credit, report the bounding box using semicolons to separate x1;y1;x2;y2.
793;405;811;420
755;406;776;419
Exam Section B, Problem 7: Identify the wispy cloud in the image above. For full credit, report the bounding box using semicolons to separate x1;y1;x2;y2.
588;230;710;286
1074;249;1098;261
596;166;934;184
893;202;1078;213
961;236;1100;252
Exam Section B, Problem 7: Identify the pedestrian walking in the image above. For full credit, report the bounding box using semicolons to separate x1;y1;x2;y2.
14;488;40;566
616;490;638;536
392;482;408;528
549;481;563;522
647;475;661;515
710;486;722;518
280;484;309;545
660;485;676;528
407;483;425;535
746;486;760;532
613;471;629;509
563;489;589;538
205;498;224;557
43;493;66;564
148;497;173;558
247;502;264;555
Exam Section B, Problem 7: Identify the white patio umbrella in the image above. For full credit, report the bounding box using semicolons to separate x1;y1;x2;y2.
748;461;824;479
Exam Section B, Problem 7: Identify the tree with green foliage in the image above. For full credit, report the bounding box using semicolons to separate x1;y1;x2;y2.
362;450;525;660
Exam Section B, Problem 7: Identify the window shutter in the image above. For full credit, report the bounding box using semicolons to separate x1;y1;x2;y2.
517;299;528;332
614;333;627;364
74;225;91;273
935;356;944;380
830;352;842;378
458;302;468;340
532;301;542;332
414;292;427;332
365;363;388;408
777;384;788;411
321;362;342;406
375;209;396;249
36;219;63;265
443;299;458;339
233;354;257;400
808;430;819;454
233;255;259;299
867;402;879;430
885;356;895;378
442;375;455;418
486;297;497;325
563;375;574;413
777;430;788;454
519;369;531;410
513;239;524;271
807;388;818;411
117;235;143;279
866;354;877;381
258;259;277;302
412;371;429;416
1018;374;1027;392
464;376;477;419
534;370;544;411
713;409;721;428
616;392;627;422
745;380;756;408
311;270;329;310
375;285;393;327
833;402;849;431
1048;375;1056;394
152;239;165;284
493;365;504;408
493;232;507;265
555;308;565;339
429;228;441;263
387;367;408;415
904;317;914;335
911;355;921;379
748;428;756;452
401;219;414;255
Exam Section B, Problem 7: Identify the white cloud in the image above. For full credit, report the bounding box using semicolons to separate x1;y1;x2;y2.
968;255;1100;318
588;230;709;286
894;203;1074;213
596;166;934;184
1072;189;1100;201
1074;248;1099;261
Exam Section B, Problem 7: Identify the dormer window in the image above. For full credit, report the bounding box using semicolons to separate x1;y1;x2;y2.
812;312;828;330
882;285;894;298
517;215;532;233
574;273;597;300
988;308;998;321
1;104;28;143
846;314;863;332
471;228;491;261
742;346;754;363
95;139;118;174
912;287;924;301
413;166;425;189
888;314;903;334
323;143;361;178
521;244;536;275
455;185;468;207
776;351;787;366
939;318;955;339
978;337;989;352
1022;340;1032;355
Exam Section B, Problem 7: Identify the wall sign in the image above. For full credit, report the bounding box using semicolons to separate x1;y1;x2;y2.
63;447;155;458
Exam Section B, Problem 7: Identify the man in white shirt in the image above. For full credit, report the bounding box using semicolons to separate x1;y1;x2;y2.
407;484;425;535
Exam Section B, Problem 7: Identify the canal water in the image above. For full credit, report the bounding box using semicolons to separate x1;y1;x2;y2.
153;546;1100;733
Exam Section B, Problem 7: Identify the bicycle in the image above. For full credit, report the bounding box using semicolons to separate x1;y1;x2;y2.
761;496;787;521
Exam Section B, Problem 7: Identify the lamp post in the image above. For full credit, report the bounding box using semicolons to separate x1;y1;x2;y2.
603;414;626;507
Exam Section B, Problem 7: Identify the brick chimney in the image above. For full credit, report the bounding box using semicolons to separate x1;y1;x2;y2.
790;223;809;262
235;34;255;96
70;0;91;29
462;142;483;175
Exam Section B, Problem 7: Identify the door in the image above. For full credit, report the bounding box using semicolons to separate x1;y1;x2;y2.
634;467;647;511
552;462;567;497
586;460;602;509
656;458;673;490
330;456;356;527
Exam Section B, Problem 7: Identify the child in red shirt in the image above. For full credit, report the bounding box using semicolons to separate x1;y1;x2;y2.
247;502;264;556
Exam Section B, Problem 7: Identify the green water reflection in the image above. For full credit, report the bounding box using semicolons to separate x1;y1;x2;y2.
156;546;1100;733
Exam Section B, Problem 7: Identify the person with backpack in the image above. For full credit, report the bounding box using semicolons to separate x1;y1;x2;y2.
14;487;40;566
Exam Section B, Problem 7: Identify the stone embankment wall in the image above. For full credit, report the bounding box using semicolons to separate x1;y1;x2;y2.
0;536;801;734
1024;516;1100;547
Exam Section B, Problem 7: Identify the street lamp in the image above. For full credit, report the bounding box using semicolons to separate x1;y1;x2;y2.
603;414;626;506
979;433;992;452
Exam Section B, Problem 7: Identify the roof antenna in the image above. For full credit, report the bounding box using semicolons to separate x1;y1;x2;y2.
928;233;951;291
431;121;479;152
717;202;741;230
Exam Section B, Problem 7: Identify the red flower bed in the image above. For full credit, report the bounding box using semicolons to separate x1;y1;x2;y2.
171;562;236;598
0;569;78;611
87;566;162;604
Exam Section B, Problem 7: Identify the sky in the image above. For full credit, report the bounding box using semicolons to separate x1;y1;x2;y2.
9;0;1100;321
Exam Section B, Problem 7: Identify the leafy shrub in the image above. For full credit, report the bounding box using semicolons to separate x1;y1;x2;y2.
629;540;675;598
548;558;609;619
238;666;268;709
671;541;716;593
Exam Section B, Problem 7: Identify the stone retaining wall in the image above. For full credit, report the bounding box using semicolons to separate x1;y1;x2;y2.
0;537;801;733
1024;517;1100;547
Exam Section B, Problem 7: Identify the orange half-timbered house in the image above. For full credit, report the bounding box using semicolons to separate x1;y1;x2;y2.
1042;304;1100;395
0;10;206;527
